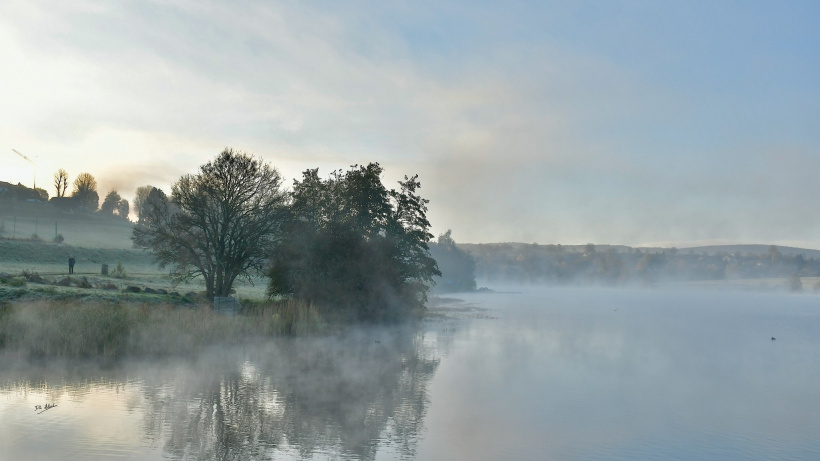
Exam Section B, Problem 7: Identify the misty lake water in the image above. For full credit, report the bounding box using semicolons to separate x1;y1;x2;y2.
2;287;820;460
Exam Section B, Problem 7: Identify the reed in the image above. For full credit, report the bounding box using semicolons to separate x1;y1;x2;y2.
0;298;324;358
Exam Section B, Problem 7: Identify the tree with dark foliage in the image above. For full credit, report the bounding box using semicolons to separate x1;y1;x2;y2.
71;172;99;211
429;230;476;292
116;198;130;220
133;149;288;302
268;163;440;321
133;185;154;224
101;190;122;215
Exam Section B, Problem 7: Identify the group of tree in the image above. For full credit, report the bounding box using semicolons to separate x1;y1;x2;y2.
133;149;442;321
0;181;48;202
267;163;440;320
46;169;130;219
464;243;820;287
428;229;476;293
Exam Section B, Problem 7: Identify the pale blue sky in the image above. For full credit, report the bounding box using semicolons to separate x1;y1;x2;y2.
1;1;818;247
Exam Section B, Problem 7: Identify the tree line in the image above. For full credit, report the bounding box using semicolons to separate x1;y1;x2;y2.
20;168;132;219
465;243;820;288
133;149;443;321
0;170;130;219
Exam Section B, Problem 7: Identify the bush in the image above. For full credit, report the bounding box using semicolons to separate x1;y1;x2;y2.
8;277;26;287
55;277;72;287
21;270;47;284
30;233;40;241
53;234;65;244
75;277;93;289
112;262;127;279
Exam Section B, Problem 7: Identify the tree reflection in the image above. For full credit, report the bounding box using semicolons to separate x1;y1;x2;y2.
140;326;440;460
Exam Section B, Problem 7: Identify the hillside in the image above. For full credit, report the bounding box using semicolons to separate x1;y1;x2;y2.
682;244;820;258
0;198;157;277
0;199;134;249
457;241;820;288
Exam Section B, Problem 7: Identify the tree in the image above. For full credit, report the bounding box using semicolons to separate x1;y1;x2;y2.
35;187;48;201
53;169;69;198
101;190;122;215
72;172;99;211
116;199;130;220
268;163;440;321
133;185;153;224
429;230;476;293
133;149;288;301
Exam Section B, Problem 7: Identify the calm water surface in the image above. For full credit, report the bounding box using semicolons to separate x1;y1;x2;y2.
2;287;820;460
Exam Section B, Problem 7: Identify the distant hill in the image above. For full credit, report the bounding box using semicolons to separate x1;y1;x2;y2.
459;242;635;254
0;197;134;249
677;244;820;258
459;242;820;258
455;241;820;285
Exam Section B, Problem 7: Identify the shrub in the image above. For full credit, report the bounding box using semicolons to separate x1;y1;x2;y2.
8;277;26;287
53;234;65;244
75;277;93;289
55;277;72;287
30;233;40;241
21;270;47;284
112;262;127;279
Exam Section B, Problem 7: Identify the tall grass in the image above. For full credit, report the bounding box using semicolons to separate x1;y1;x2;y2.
0;298;324;358
261;298;324;335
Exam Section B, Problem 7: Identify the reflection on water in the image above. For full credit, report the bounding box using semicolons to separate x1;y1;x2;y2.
3;288;820;460
0;326;440;460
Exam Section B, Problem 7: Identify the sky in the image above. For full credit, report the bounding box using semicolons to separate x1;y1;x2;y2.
1;1;819;248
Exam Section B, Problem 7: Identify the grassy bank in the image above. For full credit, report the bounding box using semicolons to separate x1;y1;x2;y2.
0;299;324;358
0;238;156;271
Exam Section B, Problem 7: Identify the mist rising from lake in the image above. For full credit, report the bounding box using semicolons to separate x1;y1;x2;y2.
2;287;820;460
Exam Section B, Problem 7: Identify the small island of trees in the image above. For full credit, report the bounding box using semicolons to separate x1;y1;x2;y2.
133;149;442;321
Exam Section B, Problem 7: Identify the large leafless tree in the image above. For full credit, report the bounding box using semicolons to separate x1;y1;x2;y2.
133;149;288;301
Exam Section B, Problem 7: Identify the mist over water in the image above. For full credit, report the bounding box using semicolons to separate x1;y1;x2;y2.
3;287;820;460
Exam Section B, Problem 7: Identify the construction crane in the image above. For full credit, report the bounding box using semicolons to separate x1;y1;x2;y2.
11;149;37;189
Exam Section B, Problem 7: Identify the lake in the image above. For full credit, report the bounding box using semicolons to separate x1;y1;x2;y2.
2;287;820;460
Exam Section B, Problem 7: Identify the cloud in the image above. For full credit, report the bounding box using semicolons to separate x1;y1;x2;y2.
1;1;819;247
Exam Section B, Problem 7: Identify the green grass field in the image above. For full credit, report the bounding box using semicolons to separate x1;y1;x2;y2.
0;201;272;302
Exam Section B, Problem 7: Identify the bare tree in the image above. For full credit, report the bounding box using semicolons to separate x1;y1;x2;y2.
53;169;69;198
133;149;288;301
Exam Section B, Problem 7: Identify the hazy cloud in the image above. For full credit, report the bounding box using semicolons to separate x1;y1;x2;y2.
1;1;818;246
